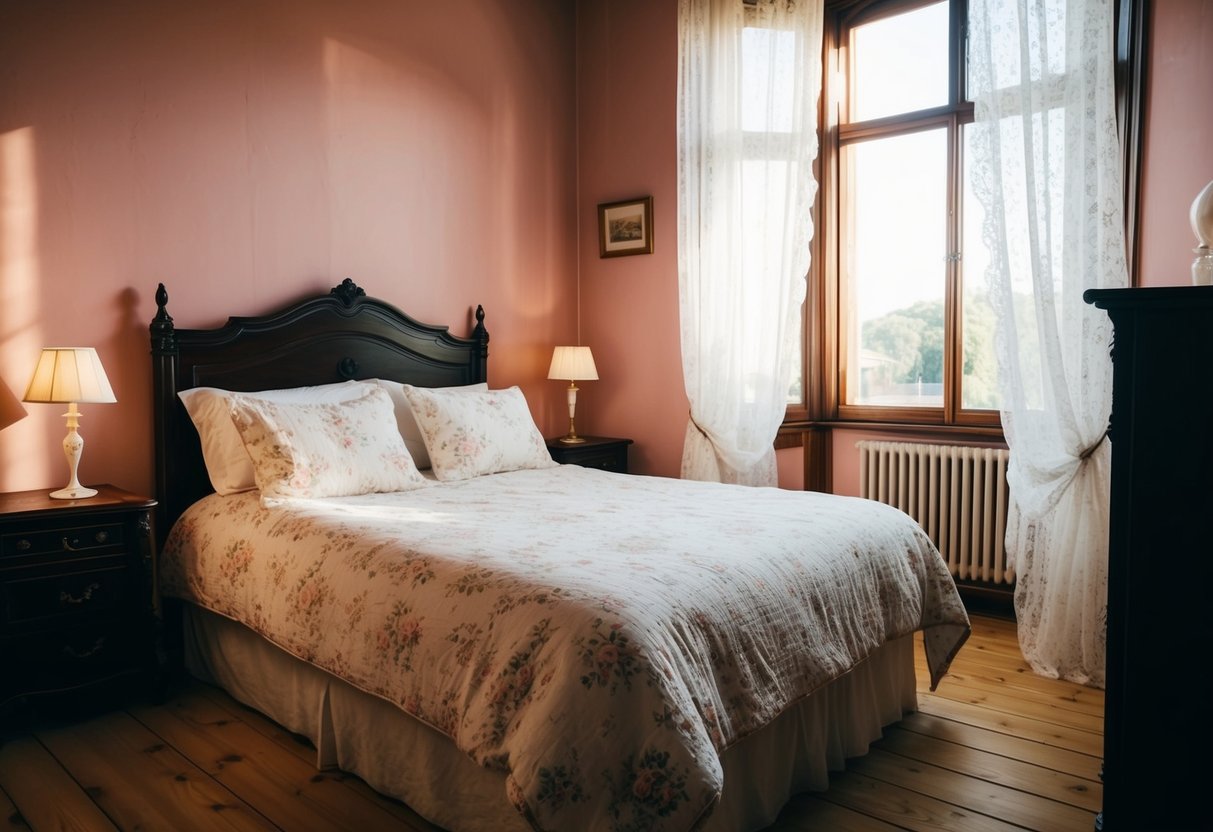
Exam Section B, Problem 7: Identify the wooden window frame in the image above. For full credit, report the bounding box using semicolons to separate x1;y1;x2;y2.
787;0;1147;437
831;0;994;429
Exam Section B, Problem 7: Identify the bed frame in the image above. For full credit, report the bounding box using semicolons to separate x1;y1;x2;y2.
149;278;489;544
145;278;929;832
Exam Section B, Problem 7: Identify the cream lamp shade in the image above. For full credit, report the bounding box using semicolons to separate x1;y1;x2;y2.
0;377;27;432
547;346;598;444
23;347;117;500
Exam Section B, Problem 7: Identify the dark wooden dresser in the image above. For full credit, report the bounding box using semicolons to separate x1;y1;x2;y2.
1085;286;1213;831
0;484;159;722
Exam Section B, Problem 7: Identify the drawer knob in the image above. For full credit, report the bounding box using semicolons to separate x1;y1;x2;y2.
63;637;105;660
94;530;108;544
62;536;82;552
59;582;101;605
15;538;31;552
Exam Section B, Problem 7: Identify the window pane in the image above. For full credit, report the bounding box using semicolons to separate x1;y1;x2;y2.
967;0;1067;95
787;324;803;405
845;129;947;408
961;110;1066;413
851;1;948;122
961;128;1001;410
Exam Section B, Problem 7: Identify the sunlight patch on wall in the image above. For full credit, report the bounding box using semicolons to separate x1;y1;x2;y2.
0;126;49;490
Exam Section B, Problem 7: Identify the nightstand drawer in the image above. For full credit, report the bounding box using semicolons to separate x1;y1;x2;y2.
6;621;139;678
2;563;130;625
568;448;625;472
2;521;125;559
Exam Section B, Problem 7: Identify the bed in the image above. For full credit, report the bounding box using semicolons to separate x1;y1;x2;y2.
149;279;970;832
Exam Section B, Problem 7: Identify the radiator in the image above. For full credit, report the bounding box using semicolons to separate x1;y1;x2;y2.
857;440;1014;586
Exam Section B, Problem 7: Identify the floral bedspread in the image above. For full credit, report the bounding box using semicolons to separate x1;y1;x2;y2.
161;466;970;831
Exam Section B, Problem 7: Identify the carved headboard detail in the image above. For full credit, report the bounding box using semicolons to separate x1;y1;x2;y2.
149;279;489;541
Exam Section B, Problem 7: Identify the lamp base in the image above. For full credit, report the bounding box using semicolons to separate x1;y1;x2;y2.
50;485;98;500
558;435;587;444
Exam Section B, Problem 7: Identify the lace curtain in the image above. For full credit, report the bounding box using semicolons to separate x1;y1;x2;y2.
676;0;822;485
969;0;1129;687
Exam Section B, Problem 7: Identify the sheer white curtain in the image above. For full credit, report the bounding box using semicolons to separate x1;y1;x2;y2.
969;0;1128;687
677;0;822;485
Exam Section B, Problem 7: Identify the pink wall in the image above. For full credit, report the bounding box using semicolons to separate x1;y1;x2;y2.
574;0;686;479
1138;0;1213;288
0;0;577;497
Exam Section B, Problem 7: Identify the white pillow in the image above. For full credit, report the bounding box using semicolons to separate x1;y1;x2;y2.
402;385;556;481
179;381;375;495
373;379;487;470
228;386;427;499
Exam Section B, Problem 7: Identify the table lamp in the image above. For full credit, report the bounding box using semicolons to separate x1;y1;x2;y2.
548;346;598;444
23;347;117;499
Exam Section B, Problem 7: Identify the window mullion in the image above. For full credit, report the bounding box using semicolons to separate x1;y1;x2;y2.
943;111;961;425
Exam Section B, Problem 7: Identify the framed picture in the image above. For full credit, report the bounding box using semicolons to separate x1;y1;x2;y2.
598;196;654;258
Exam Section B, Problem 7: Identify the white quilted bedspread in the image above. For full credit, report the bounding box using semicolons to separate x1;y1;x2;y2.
161;465;969;831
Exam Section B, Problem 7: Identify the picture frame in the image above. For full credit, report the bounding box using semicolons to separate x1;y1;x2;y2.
598;196;654;258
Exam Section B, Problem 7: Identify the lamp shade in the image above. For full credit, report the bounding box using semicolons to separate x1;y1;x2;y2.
23;348;117;404
547;346;599;382
0;377;27;431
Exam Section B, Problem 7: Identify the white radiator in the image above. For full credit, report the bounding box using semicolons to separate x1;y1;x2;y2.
857;440;1014;586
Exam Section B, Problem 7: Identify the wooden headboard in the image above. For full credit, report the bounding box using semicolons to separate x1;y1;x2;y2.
149;278;489;542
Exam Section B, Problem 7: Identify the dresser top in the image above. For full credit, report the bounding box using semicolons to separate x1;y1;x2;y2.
1085;285;1213;309
0;484;156;520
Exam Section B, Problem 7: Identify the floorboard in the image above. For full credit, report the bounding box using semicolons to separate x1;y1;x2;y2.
0;614;1103;831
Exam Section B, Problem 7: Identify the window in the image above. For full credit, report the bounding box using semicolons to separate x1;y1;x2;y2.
825;0;1000;427
787;0;1142;441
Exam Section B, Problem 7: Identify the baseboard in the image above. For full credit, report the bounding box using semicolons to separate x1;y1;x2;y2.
956;582;1015;620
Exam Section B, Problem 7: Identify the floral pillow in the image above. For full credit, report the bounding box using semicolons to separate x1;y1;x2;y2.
402;385;556;481
373;379;487;470
229;386;428;499
179;380;375;495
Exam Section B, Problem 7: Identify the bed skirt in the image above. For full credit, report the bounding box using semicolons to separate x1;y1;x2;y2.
182;604;917;832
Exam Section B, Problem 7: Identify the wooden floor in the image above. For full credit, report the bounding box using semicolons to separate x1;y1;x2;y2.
0;614;1103;831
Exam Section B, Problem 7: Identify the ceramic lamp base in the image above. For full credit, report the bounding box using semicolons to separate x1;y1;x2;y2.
53;406;96;500
50;485;98;500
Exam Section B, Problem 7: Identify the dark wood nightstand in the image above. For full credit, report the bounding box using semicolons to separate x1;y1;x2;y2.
0;484;159;721
546;436;633;474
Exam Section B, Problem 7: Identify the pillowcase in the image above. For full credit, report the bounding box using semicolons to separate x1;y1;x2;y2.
179;380;375;495
402;385;556;481
228;386;427;499
373;379;488;470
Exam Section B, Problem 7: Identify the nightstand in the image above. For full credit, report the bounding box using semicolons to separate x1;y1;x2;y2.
0;484;159;720
546;436;633;474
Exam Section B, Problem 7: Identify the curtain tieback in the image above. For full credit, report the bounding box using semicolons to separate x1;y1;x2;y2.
689;411;711;440
1078;432;1107;461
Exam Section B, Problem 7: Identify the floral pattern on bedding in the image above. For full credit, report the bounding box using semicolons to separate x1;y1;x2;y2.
161;466;970;832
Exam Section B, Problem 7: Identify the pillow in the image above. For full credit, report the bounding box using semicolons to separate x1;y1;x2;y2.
373;379;487;470
180;381;375;495
403;385;556;481
228;386;427;499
